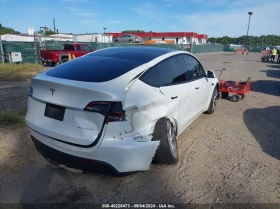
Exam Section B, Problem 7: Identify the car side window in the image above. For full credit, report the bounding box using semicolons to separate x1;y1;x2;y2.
82;45;91;51
76;45;81;51
182;55;206;80
140;55;187;87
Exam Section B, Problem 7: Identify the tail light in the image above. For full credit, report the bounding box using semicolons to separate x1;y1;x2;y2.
107;102;126;122
84;101;126;122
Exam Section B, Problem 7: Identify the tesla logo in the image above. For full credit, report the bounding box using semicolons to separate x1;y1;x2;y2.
50;88;55;96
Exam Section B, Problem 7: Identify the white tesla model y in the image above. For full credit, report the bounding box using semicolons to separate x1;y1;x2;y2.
25;47;219;174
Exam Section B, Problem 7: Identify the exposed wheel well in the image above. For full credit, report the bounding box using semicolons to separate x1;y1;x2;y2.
165;117;178;136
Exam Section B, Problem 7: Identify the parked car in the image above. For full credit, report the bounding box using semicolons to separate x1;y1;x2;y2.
40;43;93;66
25;47;219;175
114;34;143;44
261;47;271;53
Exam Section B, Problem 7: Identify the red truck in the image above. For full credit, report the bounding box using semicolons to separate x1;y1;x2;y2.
40;43;93;66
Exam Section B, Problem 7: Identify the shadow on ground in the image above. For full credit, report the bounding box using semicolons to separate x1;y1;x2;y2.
243;106;280;161
266;64;280;69
251;80;280;96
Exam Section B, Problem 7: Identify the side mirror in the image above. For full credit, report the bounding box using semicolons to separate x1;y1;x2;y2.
207;70;216;78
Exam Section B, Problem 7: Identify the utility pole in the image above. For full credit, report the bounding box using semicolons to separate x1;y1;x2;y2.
103;28;107;49
34;32;37;64
246;12;253;48
0;35;4;64
53;18;56;33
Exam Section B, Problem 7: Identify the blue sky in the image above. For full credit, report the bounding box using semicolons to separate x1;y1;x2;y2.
0;0;279;37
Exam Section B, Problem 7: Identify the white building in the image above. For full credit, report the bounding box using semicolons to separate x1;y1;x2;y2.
28;27;35;36
74;33;113;43
0;34;34;42
1;33;117;43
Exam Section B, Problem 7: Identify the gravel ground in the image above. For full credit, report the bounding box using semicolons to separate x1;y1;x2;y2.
0;52;279;205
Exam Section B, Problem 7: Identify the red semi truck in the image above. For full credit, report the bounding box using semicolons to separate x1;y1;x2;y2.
40;43;93;66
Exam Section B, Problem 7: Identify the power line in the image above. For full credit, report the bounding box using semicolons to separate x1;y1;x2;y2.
187;14;247;29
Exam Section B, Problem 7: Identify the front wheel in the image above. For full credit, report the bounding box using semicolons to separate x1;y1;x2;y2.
205;87;218;114
152;118;178;165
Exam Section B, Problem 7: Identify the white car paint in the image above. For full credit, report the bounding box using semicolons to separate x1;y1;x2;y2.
25;48;218;173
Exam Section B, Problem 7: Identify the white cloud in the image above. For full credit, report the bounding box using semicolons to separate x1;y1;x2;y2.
162;0;174;7
176;1;280;37
62;0;91;2
131;3;171;21
107;21;121;25
67;7;79;12
132;1;280;37
76;12;95;17
35;7;47;13
67;7;95;17
80;20;97;25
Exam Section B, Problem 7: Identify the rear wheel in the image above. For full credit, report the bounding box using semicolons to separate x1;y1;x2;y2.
205;87;218;114
152;118;178;165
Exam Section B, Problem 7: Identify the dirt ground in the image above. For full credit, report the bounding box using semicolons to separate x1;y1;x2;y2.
0;53;279;205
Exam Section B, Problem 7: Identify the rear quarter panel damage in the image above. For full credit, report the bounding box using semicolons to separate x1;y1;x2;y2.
121;79;179;141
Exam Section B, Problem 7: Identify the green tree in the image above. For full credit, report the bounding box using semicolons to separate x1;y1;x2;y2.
44;30;56;36
0;23;20;35
208;35;280;46
121;30;145;33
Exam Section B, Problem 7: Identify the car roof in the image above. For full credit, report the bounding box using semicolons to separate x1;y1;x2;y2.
87;47;176;63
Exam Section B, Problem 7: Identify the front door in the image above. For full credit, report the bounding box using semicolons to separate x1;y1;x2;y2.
182;54;211;114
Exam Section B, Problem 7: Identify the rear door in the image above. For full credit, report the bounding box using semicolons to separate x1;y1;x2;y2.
140;54;198;134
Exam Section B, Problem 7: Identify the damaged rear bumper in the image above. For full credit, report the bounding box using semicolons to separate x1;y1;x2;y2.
30;129;159;173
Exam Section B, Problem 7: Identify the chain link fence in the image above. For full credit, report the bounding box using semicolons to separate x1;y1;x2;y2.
1;39;266;64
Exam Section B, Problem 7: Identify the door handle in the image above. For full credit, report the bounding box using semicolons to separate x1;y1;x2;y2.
171;96;178;99
195;87;199;89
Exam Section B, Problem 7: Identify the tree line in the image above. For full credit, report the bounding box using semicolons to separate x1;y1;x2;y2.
0;23;20;35
208;35;280;46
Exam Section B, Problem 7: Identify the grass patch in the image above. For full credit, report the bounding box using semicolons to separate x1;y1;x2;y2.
0;111;25;128
0;63;45;81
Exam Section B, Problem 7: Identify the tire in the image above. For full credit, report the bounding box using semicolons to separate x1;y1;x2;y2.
115;40;119;43
129;40;132;43
205;86;218;114
152;118;178;165
239;94;245;100
221;92;229;99
232;94;240;102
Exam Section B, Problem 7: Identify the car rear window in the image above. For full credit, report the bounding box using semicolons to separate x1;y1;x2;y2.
87;47;174;63
45;55;143;82
64;44;74;50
